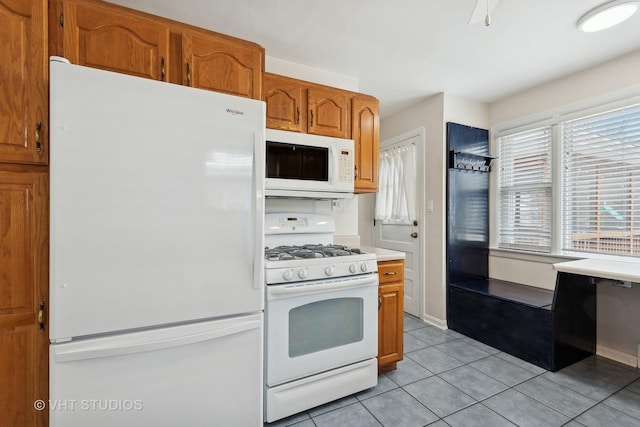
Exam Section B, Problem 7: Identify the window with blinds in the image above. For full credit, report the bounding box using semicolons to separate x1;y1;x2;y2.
498;127;553;252
561;104;640;257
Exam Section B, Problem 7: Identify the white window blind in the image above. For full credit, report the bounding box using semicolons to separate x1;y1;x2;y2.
375;142;416;222
498;127;553;252
561;104;640;257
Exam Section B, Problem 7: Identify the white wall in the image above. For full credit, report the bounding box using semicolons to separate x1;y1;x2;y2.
488;48;640;366
371;93;488;327
490;49;640;127
265;56;359;92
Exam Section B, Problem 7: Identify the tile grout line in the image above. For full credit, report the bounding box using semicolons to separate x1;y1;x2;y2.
287;317;640;427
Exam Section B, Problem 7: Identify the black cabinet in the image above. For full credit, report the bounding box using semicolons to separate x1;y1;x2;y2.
445;122;595;372
448;276;595;371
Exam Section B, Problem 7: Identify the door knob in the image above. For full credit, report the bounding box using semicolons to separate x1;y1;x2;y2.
411;232;418;238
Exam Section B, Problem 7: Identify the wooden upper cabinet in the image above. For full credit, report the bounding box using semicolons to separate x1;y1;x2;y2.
53;0;264;99
352;95;379;193
182;29;263;99
0;0;47;165
307;87;350;138
0;169;49;427
56;0;170;81
264;73;380;191
264;73;305;132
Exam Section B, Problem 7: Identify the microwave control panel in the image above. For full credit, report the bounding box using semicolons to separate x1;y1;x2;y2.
338;149;353;183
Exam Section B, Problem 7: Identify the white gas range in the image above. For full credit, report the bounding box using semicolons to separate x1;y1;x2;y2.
263;214;379;423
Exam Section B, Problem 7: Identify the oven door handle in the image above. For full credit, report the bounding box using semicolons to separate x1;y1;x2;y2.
269;275;378;295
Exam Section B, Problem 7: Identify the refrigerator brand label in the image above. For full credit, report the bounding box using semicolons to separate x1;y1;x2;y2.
226;108;245;116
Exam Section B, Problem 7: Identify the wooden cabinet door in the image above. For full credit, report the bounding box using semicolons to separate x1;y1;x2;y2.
0;168;48;427
0;0;47;165
377;260;404;373
182;30;263;99
59;0;170;81
352;95;379;193
264;73;305;132
378;282;404;369
307;87;350;138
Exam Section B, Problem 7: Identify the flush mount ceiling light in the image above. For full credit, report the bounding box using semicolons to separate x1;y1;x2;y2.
578;0;640;32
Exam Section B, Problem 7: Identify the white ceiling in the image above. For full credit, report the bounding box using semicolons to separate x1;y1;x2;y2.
109;0;640;118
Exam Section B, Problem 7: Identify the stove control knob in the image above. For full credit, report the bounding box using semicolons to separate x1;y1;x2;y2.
349;263;357;273
298;268;309;280
282;269;294;281
325;265;335;276
360;263;369;273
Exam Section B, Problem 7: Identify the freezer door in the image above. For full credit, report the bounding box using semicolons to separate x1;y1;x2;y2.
50;314;263;427
49;59;265;339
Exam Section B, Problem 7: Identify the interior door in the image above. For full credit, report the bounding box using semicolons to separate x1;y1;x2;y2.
373;130;423;317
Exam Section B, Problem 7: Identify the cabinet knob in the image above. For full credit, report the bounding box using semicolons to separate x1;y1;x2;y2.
35;121;42;153
411;232;418;238
38;301;45;332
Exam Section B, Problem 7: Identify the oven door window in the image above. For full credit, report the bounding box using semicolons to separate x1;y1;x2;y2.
289;297;363;357
266;142;329;181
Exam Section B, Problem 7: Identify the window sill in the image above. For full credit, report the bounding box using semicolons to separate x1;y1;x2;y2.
490;248;640;265
489;248;577;265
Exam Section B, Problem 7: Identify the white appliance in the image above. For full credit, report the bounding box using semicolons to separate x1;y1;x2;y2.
49;57;265;427
263;214;378;422
265;129;355;198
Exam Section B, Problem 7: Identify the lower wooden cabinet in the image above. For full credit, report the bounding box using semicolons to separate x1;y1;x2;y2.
377;259;404;373
0;167;49;427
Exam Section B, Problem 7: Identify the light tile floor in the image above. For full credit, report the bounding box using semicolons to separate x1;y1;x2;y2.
266;314;640;427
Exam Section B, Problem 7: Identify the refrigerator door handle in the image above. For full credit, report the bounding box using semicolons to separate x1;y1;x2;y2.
54;319;261;363
253;132;265;290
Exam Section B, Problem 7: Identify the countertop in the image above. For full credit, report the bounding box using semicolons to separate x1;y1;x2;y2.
553;258;640;283
360;245;406;262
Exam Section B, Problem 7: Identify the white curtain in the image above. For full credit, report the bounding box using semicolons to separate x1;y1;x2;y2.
375;142;416;222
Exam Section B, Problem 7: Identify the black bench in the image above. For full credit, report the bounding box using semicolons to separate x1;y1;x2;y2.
447;274;596;372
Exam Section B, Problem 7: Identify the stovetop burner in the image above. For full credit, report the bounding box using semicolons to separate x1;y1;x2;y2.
265;244;363;261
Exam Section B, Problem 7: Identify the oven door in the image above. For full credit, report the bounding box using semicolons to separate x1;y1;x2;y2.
265;274;378;387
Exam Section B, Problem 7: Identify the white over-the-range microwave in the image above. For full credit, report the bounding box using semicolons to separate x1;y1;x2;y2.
265;129;355;199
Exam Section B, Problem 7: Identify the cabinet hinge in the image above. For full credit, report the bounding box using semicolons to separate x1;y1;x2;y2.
60;13;64;27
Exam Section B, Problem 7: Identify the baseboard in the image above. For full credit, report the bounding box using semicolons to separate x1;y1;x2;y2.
421;313;447;330
596;344;639;368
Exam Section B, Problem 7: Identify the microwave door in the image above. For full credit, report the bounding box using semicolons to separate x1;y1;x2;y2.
264;129;355;196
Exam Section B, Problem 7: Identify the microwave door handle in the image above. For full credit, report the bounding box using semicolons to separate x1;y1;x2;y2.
328;145;335;184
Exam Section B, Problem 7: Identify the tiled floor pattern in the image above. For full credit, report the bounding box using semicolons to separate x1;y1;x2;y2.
266;314;640;427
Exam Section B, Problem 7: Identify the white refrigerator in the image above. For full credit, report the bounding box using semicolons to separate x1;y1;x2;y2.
49;57;265;427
